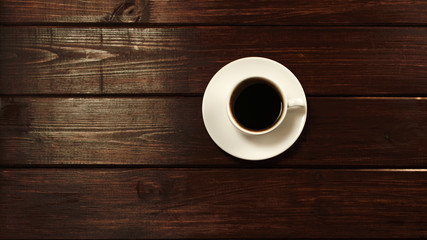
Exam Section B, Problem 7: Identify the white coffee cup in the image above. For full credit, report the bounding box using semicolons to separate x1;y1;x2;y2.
226;76;305;135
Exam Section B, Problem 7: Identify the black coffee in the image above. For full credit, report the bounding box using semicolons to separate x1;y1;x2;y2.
230;77;283;131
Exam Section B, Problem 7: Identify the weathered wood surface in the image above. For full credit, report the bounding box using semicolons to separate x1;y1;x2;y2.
1;97;425;166
1;0;426;239
1;27;426;95
1;0;427;25
1;169;427;238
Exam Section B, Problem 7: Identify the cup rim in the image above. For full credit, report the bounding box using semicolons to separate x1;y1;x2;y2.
226;76;288;135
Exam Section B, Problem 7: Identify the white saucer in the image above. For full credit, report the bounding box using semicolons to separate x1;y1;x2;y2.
202;57;307;160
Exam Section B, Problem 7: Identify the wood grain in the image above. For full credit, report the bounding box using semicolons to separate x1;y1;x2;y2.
1;27;427;95
1;97;425;166
1;0;427;25
1;168;427;238
1;1;425;239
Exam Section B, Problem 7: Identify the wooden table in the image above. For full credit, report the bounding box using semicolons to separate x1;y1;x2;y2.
1;0;427;238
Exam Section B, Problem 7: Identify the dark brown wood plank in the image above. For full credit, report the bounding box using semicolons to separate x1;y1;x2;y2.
1;169;426;238
1;0;427;25
1;97;426;166
1;27;426;95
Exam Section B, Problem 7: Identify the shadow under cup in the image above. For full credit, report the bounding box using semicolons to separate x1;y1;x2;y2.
229;77;285;134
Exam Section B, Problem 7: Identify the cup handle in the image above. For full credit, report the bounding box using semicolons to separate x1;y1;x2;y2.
287;98;306;109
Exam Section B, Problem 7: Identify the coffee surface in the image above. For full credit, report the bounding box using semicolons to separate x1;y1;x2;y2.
231;78;283;131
